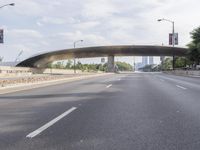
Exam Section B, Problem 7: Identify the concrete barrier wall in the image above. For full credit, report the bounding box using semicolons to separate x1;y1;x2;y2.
164;70;200;77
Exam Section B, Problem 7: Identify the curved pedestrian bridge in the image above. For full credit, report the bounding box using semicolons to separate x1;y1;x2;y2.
17;45;187;70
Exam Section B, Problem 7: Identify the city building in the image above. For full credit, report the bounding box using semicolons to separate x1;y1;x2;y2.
149;56;154;65
142;56;148;67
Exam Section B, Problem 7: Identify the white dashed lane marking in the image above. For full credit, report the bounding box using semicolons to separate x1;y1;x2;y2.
106;84;112;88
26;107;77;138
176;85;187;90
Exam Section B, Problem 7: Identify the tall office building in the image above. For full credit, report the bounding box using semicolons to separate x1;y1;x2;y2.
149;56;154;65
142;56;148;67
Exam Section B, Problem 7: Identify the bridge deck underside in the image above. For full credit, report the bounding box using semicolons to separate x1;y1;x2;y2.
16;45;187;68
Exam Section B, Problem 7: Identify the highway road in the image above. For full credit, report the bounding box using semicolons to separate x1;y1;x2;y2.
0;72;200;150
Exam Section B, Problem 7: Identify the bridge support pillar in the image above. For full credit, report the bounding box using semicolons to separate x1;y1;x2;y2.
107;55;115;72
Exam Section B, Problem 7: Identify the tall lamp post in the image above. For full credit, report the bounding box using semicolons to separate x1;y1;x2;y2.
0;3;15;44
158;18;175;70
73;40;83;73
0;3;15;9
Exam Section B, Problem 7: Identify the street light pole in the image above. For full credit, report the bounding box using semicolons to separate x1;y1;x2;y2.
172;21;175;70
73;40;83;73
158;18;176;70
0;3;15;9
0;3;15;44
172;21;175;47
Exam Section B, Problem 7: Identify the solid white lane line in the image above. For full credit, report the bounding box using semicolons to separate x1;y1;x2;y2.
176;85;187;90
106;84;112;88
26;107;77;138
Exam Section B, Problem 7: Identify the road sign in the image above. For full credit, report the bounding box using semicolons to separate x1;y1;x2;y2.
174;33;178;45
0;29;3;43
169;33;172;45
169;33;178;45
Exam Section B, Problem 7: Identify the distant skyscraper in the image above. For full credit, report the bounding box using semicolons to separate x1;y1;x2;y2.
149;56;154;65
142;56;148;67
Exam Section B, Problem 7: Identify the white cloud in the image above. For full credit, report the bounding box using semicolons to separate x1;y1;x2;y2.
8;29;43;39
36;21;43;27
82;0;117;19
74;21;100;30
1;28;48;60
1;0;200;62
56;30;111;47
37;17;66;25
12;0;44;16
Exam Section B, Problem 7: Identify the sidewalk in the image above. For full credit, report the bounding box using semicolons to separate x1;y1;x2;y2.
163;70;200;78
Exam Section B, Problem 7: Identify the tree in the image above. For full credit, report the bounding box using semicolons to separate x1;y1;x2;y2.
191;27;200;44
76;61;84;71
115;61;132;71
175;57;187;68
187;26;200;66
65;60;72;69
162;57;172;70
47;62;53;68
51;61;65;69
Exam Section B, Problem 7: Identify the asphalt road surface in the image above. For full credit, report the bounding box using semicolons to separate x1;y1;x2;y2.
0;72;200;150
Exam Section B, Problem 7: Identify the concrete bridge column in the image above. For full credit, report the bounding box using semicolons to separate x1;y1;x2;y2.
107;55;115;72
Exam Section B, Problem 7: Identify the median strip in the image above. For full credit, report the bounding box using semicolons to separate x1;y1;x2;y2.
0;73;113;95
26;107;77;138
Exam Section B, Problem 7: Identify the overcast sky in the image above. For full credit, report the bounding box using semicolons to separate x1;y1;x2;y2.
1;0;200;63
